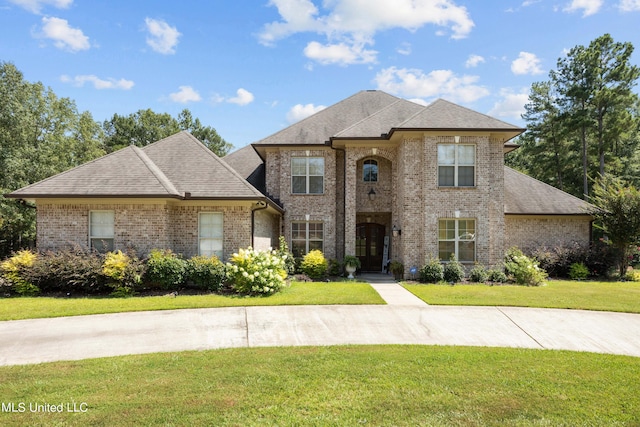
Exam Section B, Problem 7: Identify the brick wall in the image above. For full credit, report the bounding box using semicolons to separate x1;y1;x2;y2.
505;215;592;252
35;200;267;260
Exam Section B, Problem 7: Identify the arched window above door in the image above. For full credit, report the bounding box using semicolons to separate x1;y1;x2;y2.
363;159;378;182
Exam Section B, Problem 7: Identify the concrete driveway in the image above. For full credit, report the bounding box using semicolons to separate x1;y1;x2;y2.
1;303;640;366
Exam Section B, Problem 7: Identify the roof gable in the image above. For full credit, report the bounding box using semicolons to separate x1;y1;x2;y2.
7;131;265;200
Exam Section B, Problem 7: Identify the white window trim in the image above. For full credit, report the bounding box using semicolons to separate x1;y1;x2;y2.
438;218;476;263
198;212;224;258
89;210;115;252
438;144;476;187
291;157;324;194
291;221;324;256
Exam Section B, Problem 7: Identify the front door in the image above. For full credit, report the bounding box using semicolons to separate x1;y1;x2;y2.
356;223;386;272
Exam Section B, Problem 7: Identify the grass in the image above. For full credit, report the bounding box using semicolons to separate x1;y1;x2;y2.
0;345;638;426
0;281;384;321
405;279;640;313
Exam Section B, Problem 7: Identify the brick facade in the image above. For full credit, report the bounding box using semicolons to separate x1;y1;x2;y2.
36;200;279;260
505;215;592;252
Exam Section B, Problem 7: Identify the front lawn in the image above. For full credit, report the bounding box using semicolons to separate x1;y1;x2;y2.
0;281;384;321
0;345;638;426
405;280;640;313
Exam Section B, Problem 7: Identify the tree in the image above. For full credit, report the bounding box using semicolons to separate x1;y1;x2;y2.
510;34;640;200
102;108;232;156
590;175;640;277
0;62;105;256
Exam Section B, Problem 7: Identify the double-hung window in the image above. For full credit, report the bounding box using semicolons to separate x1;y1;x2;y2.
199;212;223;258
291;222;323;258
89;211;114;253
438;219;476;262
438;144;475;187
291;157;324;194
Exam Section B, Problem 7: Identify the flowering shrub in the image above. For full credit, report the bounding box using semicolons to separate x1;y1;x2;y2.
419;255;444;283
186;255;225;291
625;268;640;282
300;250;328;279
0;249;39;296
226;247;287;295
145;249;187;289
275;236;296;275
504;247;548;286
102;251;145;297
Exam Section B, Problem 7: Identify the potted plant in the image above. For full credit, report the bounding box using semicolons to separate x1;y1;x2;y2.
389;260;404;280
343;255;361;279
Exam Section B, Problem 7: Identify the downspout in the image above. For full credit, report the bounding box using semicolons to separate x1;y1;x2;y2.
251;200;269;248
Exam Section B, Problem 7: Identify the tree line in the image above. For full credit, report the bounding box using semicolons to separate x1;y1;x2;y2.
0;62;232;256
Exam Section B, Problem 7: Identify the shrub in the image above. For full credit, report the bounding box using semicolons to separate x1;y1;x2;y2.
327;258;342;276
443;254;465;283
624;268;640;282
569;262;590;280
420;255;444;283
226;247;287;295
186;255;225;291
275;236;296;276
469;264;489;283
504;247;548;286
23;248;107;294
145;249;187;289
102;250;145;297
300;250;328;279
0;249;39;296
487;268;507;283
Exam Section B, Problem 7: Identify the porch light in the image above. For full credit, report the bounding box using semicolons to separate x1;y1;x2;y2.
368;188;376;201
392;225;402;237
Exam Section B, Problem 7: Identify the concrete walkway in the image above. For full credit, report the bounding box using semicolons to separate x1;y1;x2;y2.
1;277;640;366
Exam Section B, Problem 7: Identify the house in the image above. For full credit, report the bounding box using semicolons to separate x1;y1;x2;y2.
7;91;593;275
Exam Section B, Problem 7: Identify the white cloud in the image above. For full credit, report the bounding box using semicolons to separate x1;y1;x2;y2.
563;0;603;16
397;42;412;55
169;86;201;103
228;88;255;106
8;0;71;14
303;41;377;65
38;17;89;52
511;51;543;75
619;0;640;11
488;88;529;119
465;54;485;68
145;17;181;54
374;66;490;103
60;74;134;90
286;103;327;123
260;0;474;65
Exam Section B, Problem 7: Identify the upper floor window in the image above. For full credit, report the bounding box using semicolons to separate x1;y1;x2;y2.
438;144;475;187
363;159;378;182
292;157;324;194
438;218;476;263
89;210;114;253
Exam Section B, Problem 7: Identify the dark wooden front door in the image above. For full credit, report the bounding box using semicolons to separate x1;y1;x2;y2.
356;223;385;272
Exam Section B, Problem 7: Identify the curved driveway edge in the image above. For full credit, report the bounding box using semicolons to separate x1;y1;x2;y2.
1;304;639;366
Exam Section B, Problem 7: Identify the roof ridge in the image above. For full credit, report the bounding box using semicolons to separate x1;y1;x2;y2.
180;132;267;198
131;146;181;197
431;98;522;129
334;99;415;137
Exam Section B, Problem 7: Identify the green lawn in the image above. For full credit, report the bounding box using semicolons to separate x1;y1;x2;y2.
405;280;640;313
0;345;638;426
0;281;384;321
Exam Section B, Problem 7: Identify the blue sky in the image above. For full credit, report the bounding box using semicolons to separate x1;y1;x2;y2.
1;0;639;151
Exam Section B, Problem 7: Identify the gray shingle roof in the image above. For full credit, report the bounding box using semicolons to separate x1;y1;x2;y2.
504;166;593;215
7;131;267;200
222;144;266;193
